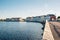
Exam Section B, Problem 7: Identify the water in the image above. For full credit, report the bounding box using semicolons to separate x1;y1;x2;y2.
0;22;43;40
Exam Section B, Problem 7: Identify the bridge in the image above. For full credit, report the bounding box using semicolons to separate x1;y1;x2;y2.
43;20;60;40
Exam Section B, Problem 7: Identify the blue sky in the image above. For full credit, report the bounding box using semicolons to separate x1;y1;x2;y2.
0;0;60;18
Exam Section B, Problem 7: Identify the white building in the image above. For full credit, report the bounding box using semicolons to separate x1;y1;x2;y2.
26;14;56;22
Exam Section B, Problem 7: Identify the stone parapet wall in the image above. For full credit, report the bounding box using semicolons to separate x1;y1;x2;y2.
43;21;54;40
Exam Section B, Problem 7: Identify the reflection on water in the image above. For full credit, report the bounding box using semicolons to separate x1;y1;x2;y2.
0;22;43;40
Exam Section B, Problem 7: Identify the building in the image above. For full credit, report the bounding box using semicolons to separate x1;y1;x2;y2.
26;14;56;22
26;16;45;22
47;14;56;21
26;17;33;22
6;17;20;22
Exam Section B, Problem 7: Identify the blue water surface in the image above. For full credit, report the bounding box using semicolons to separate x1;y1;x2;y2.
0;22;43;40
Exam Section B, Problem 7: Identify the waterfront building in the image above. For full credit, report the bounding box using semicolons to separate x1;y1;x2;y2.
26;17;33;22
47;14;56;21
6;17;21;22
26;16;45;22
26;14;56;22
32;16;44;22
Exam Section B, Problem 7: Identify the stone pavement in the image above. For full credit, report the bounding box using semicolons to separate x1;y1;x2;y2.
43;21;60;40
49;22;60;40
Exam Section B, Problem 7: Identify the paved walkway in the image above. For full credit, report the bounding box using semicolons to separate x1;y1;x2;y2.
49;22;60;40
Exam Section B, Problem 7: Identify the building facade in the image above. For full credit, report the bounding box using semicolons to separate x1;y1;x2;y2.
26;14;56;22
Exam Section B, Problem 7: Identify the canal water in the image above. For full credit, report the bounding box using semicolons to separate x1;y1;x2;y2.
0;22;43;40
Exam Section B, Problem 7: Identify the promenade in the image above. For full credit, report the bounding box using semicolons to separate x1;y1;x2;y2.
49;22;60;40
43;21;60;40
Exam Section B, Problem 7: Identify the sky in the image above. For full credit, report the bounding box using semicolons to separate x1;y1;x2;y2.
0;0;60;18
